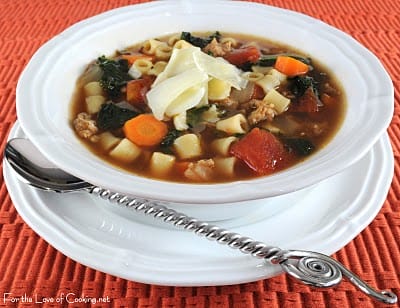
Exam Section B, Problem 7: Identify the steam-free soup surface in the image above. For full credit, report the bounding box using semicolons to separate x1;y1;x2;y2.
71;32;345;183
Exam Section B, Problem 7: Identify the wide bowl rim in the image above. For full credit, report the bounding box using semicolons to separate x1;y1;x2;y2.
16;0;394;204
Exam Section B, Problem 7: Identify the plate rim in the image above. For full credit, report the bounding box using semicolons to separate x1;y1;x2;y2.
3;122;394;286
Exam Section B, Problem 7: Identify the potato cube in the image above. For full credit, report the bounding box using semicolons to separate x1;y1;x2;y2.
84;81;103;96
173;134;202;159
109;138;141;163
150;152;176;175
85;95;106;114
99;132;121;151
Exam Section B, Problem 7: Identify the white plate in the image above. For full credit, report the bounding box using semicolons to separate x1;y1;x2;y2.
3;123;394;286
16;0;394;203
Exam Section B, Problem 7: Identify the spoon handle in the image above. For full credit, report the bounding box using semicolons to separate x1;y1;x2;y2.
89;186;397;304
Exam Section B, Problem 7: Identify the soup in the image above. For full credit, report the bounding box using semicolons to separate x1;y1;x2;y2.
70;32;345;183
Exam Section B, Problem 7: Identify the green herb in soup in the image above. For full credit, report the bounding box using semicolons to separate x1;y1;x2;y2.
71;32;345;183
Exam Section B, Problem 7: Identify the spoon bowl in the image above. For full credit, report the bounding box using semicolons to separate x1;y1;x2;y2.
4;138;91;192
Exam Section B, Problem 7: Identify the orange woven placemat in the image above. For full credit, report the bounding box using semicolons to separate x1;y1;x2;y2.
0;0;399;307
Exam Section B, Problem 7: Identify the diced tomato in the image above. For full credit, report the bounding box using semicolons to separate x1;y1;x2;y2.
126;76;154;107
230;128;291;175
251;84;265;100
224;46;261;66
290;88;319;113
174;161;190;176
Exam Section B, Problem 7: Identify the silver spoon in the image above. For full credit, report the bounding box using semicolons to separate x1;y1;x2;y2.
3;138;398;304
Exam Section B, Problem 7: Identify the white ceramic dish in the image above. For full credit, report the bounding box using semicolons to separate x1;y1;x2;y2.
4;123;394;285
16;0;393;204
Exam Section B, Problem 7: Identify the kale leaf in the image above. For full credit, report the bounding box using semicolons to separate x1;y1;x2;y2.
97;103;138;130
186;106;209;128
160;129;182;148
180;31;221;48
97;55;132;98
290;76;319;98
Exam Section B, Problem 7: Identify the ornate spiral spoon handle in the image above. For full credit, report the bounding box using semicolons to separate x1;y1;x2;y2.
90;187;397;304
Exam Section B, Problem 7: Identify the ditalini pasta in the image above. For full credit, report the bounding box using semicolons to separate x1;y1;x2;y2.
71;31;345;183
148;61;167;76
216;114;248;134
142;39;164;55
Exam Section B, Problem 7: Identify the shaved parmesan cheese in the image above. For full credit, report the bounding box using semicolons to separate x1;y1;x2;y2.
193;51;247;89
153;47;199;87
166;84;206;117
208;78;231;100
147;68;208;120
147;44;247;120
173;112;189;131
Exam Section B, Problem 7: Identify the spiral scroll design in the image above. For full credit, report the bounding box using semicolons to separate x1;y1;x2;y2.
88;187;398;305
279;252;342;288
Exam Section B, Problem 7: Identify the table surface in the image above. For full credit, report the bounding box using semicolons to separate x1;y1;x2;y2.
0;0;399;307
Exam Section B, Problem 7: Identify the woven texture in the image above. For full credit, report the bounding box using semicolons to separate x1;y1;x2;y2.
0;0;399;307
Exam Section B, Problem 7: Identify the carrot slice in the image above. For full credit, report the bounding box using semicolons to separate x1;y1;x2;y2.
123;114;168;147
230;128;291;175
274;56;309;76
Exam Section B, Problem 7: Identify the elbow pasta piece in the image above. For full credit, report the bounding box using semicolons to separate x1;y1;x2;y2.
128;58;153;79
155;43;173;60
263;88;290;114
173;39;193;50
133;58;153;74
216;114;248;135
150;152;176;175
255;74;280;93
251;65;273;74
109;138;141;163
167;34;181;47
214;157;237;177
211;136;238;156
85;95;106;114
84;81;103;96
220;37;238;47
269;68;287;82
142;39;164;55
173;133;202;159
148;61;167;76
242;71;264;82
